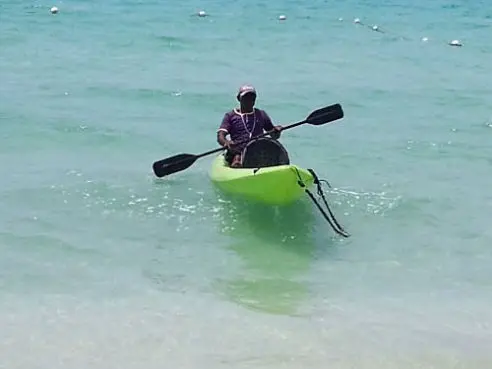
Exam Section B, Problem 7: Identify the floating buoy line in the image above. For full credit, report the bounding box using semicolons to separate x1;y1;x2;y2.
349;17;463;47
47;7;465;49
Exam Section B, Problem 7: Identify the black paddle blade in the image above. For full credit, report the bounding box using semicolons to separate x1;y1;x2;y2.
152;153;197;178
306;103;344;125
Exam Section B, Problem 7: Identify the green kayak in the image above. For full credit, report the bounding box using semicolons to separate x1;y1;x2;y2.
209;154;314;206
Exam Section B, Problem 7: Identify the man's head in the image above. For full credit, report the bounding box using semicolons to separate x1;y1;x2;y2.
237;84;257;111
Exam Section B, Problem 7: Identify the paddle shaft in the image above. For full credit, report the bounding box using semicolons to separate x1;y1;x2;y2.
152;103;344;177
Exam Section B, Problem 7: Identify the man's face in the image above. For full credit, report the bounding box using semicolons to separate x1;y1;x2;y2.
240;92;256;108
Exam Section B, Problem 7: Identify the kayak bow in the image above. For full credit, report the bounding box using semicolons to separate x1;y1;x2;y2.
209;154;314;206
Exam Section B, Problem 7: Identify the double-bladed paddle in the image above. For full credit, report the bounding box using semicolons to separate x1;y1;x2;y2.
152;103;344;178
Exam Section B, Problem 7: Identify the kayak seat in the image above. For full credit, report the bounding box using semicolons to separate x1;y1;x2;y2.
241;137;290;168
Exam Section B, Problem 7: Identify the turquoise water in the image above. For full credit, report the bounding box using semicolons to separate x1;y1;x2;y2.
1;0;492;367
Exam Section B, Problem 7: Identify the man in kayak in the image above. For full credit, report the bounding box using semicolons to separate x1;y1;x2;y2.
217;85;283;168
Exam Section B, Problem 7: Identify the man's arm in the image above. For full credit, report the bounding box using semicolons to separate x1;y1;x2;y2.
217;112;232;147
262;110;282;139
217;130;229;147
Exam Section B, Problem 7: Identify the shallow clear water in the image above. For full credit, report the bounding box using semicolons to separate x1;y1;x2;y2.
1;0;492;367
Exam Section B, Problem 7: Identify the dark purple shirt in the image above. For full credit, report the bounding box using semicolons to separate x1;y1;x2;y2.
218;108;275;151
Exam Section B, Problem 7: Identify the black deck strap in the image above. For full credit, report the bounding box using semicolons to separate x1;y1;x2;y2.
294;168;350;238
304;189;350;238
308;168;349;237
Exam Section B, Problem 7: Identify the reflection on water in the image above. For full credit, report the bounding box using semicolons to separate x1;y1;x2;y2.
214;196;318;316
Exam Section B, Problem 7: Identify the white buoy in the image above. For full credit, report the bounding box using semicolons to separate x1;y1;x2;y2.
197;10;207;17
449;39;462;47
354;18;361;24
421;37;429;42
278;15;286;21
50;6;58;14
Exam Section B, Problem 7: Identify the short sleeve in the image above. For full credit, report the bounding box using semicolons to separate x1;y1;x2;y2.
218;112;231;133
260;110;275;131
